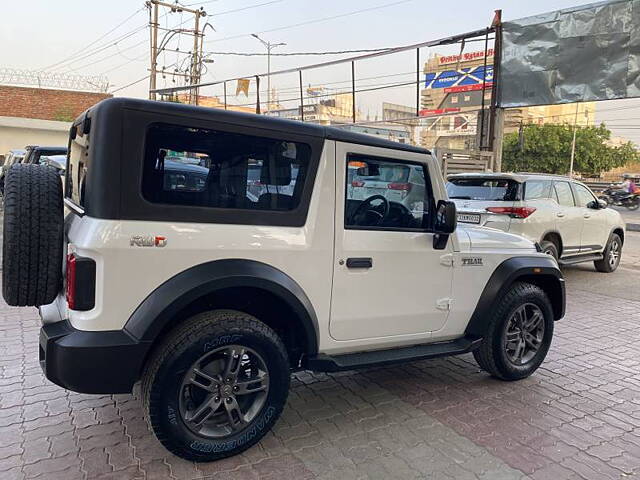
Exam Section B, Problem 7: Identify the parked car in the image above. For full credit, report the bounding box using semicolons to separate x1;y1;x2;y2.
0;149;26;194
3;98;564;462
447;172;626;272
350;161;427;220
40;154;67;176
23;145;67;165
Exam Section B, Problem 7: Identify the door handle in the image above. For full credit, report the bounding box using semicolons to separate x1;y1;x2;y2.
584;214;591;219
556;212;565;218
346;257;373;269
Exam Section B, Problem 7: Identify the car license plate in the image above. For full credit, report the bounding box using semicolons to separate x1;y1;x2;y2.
457;213;481;224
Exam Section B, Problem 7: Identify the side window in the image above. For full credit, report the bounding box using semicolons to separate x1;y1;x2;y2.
524;180;551;200
553;181;575;207
573;183;597;208
345;154;431;231
141;123;311;212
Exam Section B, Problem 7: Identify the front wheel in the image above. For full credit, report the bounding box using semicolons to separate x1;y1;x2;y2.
473;282;554;381
141;310;290;462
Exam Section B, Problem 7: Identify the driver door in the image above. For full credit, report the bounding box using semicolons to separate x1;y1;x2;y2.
329;143;453;341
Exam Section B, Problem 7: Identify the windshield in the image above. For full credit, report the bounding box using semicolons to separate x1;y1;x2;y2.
446;178;520;201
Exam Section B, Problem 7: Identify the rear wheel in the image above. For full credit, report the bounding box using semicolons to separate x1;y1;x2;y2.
142;310;290;462
594;233;622;273
540;240;559;262
473;282;554;381
627;196;640;210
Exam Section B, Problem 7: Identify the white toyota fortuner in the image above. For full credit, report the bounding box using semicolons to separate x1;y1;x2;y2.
447;172;626;272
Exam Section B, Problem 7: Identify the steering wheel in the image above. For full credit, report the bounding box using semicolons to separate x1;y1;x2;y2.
351;195;390;226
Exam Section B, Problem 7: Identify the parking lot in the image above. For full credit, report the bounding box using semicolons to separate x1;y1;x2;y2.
0;232;639;480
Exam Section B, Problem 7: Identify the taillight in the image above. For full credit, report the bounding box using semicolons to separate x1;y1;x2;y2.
66;254;77;310
486;206;537;218
387;182;412;191
65;253;96;311
352;180;365;187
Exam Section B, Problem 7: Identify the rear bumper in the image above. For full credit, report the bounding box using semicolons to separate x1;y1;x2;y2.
39;320;150;394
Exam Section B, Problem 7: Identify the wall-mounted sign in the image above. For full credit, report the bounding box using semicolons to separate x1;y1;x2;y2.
438;49;494;66
425;66;493;90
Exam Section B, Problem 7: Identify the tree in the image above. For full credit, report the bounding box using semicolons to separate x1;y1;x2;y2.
502;123;640;176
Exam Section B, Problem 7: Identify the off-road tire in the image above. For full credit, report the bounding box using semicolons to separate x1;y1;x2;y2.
473;282;554;381
594;233;622;273
141;310;290;462
540;240;559;262
2;164;63;306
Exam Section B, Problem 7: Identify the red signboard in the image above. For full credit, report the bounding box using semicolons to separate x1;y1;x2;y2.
444;82;493;94
418;108;461;117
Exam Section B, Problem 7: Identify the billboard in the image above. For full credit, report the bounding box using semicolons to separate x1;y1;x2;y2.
425;66;494;92
500;0;640;107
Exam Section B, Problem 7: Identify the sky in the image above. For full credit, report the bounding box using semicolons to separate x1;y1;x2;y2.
2;0;640;143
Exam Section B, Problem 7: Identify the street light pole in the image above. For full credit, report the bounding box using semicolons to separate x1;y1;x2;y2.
252;34;286;113
569;102;579;178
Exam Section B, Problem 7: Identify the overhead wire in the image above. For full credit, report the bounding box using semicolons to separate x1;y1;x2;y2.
206;0;419;44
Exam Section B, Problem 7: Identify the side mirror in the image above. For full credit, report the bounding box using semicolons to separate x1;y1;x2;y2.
434;200;457;234
588;200;606;209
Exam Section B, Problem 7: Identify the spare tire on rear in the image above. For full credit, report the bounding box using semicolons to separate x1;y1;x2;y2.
3;164;64;306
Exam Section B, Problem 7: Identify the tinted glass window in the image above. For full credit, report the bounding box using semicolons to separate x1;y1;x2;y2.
345;154;430;230
446;178;520;201
524;180;552;200
574;183;596;208
141;124;311;211
554;181;574;207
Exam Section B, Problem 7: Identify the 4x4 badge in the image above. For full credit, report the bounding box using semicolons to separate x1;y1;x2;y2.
130;235;167;247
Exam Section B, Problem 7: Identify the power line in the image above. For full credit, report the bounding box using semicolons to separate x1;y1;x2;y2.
203;48;394;56
207;0;285;16
111;74;151;93
206;0;419;44
41;7;146;71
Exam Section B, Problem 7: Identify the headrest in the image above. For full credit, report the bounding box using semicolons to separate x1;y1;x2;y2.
260;158;292;186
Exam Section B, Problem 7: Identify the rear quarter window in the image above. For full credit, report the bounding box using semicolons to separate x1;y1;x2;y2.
523;180;552;200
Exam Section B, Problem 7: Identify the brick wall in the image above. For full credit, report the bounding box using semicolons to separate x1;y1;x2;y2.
0;86;111;122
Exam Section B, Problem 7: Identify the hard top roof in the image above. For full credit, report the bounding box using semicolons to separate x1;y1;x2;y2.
87;97;430;155
447;171;573;183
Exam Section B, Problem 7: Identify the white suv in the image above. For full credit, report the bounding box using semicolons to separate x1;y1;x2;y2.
447;173;626;272
3;99;564;462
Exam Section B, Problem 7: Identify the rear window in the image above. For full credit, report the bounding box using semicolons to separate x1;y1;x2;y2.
446;178;520;201
141;123;311;211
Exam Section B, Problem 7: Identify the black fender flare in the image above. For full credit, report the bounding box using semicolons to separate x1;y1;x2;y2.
124;259;319;355
464;256;565;338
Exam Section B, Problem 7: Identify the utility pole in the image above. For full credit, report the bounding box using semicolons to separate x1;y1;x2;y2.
147;0;207;103
148;1;159;100
251;34;286;113
569;102;579;178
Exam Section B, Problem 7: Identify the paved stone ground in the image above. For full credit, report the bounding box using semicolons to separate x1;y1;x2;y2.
2;252;640;479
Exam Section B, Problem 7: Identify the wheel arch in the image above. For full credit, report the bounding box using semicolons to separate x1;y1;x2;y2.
540;230;563;256
612;227;624;245
124;259;319;369
465;256;565;338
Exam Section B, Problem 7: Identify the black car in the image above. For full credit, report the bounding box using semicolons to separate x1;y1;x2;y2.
23;146;68;165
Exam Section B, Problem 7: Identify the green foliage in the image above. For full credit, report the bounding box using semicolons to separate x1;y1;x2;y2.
503;123;640;176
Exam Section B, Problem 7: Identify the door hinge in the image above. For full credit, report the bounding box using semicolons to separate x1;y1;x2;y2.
440;253;454;267
436;298;452;311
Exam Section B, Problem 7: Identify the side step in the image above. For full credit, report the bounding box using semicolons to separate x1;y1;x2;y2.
306;336;482;373
559;253;603;266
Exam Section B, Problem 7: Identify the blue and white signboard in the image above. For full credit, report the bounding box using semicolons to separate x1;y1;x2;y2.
425;65;494;90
